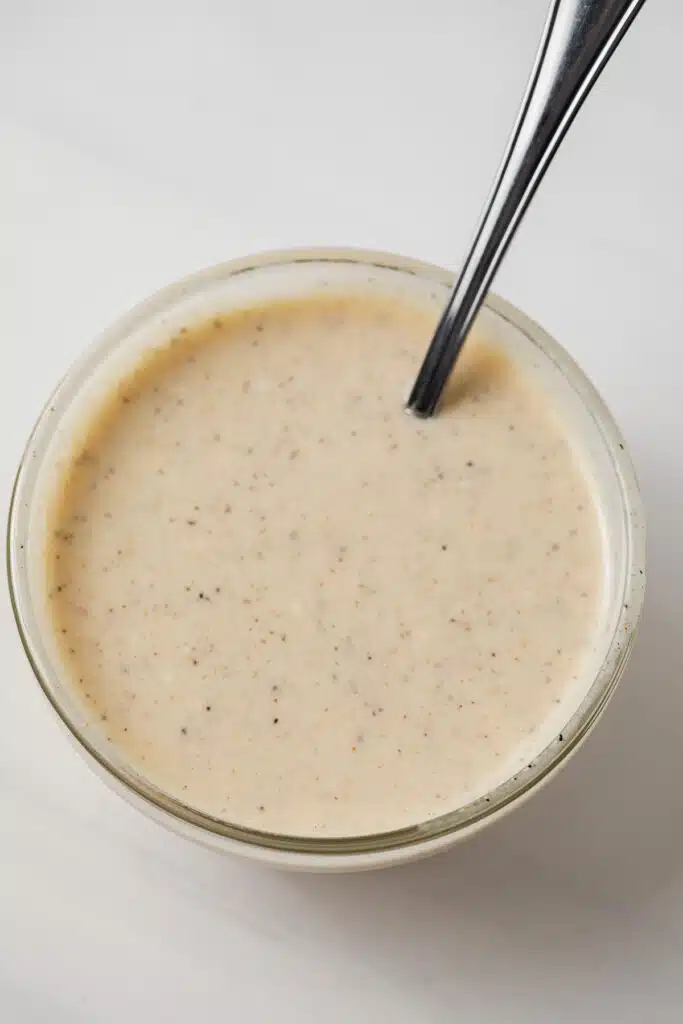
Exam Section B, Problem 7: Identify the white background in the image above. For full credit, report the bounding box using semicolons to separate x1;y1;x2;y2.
2;1;682;1020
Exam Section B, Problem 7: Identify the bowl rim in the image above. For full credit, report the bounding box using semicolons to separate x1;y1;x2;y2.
6;246;647;868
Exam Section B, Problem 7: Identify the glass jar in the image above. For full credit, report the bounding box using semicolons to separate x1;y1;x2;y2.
6;248;646;870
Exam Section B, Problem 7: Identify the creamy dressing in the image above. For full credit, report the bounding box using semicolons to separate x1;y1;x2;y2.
47;293;603;836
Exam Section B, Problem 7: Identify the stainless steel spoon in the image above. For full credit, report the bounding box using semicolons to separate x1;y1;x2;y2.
406;0;647;418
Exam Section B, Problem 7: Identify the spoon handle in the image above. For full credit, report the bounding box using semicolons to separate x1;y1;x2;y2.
406;0;647;418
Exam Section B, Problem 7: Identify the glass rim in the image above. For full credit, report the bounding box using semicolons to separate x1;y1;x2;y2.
6;246;647;863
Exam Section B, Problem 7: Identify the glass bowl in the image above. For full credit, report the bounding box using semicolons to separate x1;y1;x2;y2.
6;248;646;871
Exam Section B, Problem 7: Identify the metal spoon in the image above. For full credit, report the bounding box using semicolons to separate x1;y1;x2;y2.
406;0;647;418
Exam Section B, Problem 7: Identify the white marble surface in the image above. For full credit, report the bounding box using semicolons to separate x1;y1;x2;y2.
2;1;683;1020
